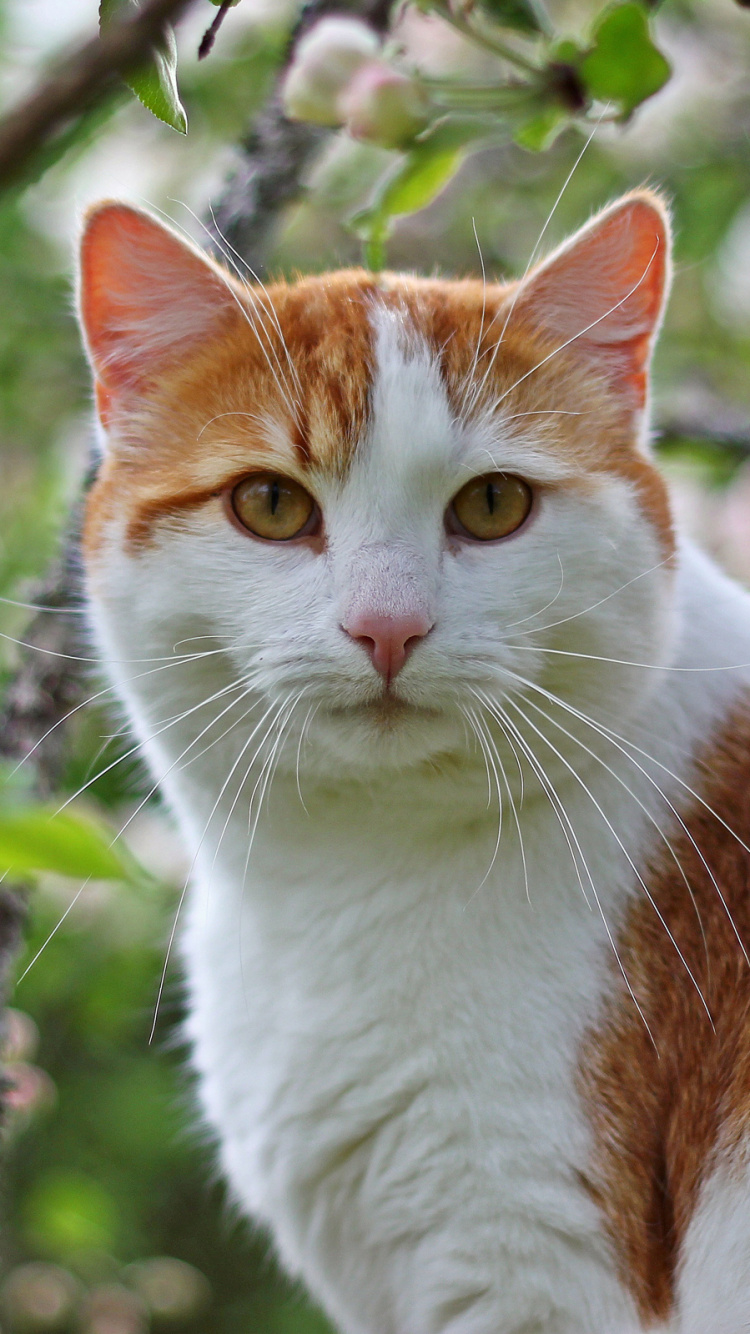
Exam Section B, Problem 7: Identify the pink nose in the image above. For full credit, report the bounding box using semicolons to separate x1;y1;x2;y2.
343;612;432;684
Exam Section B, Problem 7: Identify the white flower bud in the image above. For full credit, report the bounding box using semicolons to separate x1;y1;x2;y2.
339;62;430;149
282;17;381;127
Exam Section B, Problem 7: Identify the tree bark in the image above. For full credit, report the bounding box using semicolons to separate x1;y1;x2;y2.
0;0;202;190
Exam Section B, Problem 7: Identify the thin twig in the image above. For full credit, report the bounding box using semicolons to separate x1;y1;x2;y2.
198;0;233;60
0;0;200;190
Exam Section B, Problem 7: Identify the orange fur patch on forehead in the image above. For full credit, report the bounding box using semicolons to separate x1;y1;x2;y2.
83;264;671;560
578;693;750;1324
83;270;378;556
378;276;673;556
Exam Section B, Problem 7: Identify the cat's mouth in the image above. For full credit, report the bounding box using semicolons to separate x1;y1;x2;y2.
327;694;436;725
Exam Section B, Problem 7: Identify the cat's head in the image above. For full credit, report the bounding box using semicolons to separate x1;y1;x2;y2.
78;193;674;777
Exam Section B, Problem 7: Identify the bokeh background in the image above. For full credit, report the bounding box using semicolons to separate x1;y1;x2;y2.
2;0;750;1329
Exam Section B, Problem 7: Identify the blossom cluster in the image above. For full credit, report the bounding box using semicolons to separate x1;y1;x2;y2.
282;17;430;150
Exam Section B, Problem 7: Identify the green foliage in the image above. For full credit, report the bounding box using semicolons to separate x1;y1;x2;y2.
351;135;463;269
580;2;671;116
126;24;188;135
24;1170;121;1256
475;0;545;35
513;102;566;151
99;0;187;133
0;806;138;881
343;0;673;264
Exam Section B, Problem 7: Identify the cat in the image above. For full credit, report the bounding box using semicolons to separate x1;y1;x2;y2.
76;190;750;1334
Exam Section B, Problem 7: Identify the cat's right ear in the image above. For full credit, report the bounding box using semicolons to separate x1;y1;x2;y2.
78;202;238;430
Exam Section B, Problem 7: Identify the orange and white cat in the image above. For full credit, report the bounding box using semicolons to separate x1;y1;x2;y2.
77;192;750;1333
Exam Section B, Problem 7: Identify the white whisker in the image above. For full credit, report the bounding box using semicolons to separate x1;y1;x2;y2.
507;558;670;639
491;240;660;412
504;553;565;631
504;678;714;992
295;701;319;813
149;692;295;1044
474;688;591;912
461;706;503;903
468;696;529;905
154;202;299;423
465;111;607;415
507;642;750;674
16;878;92;983
504;692;711;1024
55;675;253;815
489;695;655;1043
501;666;749;972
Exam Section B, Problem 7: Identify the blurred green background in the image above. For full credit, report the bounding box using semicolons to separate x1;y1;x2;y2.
3;0;750;1329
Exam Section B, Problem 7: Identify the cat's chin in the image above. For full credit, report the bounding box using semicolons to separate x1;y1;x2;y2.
308;694;465;771
326;695;437;725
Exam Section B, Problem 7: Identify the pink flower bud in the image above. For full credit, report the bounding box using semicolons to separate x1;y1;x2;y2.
339;62;430;149
4;1062;56;1117
80;1285;148;1334
2;1263;80;1328
3;1008;39;1063
126;1257;210;1321
282;18;381;127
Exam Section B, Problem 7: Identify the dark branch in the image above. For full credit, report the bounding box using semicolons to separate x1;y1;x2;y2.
0;0;200;190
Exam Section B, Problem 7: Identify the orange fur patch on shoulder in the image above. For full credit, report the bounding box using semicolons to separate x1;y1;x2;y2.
578;694;750;1324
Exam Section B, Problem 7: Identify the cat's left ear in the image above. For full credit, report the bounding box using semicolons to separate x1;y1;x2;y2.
78;202;239;428
508;190;671;416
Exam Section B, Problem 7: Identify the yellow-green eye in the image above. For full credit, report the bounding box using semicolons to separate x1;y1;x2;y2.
230;473;317;541
449;472;532;542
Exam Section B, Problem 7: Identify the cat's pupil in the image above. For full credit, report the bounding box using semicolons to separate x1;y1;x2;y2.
270;480;280;516
486;482;495;515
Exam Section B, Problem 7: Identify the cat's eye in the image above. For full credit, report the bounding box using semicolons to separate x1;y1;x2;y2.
448;472;532;542
230;473;318;542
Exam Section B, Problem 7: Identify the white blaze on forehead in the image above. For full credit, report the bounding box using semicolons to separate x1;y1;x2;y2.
326;302;456;624
363;303;458;502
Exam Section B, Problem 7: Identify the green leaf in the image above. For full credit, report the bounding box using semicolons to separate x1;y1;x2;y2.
549;38;586;64
127;25;188;134
415;114;501;152
580;2;671;115
350;140;462;271
477;0;545;33
514;103;567;151
100;0;187;134
0;806;136;880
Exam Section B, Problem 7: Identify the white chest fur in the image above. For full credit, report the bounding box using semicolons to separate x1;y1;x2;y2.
181;766;656;1334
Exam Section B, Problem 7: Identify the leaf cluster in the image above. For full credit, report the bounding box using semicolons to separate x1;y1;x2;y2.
353;0;672;266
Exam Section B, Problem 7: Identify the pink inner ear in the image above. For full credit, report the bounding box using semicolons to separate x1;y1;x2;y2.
79;203;235;394
510;194;671;410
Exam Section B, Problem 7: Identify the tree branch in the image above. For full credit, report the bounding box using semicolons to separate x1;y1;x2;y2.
208;0;398;266
0;0;200;190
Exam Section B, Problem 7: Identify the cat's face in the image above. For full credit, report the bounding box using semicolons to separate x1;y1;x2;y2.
78;195;674;776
